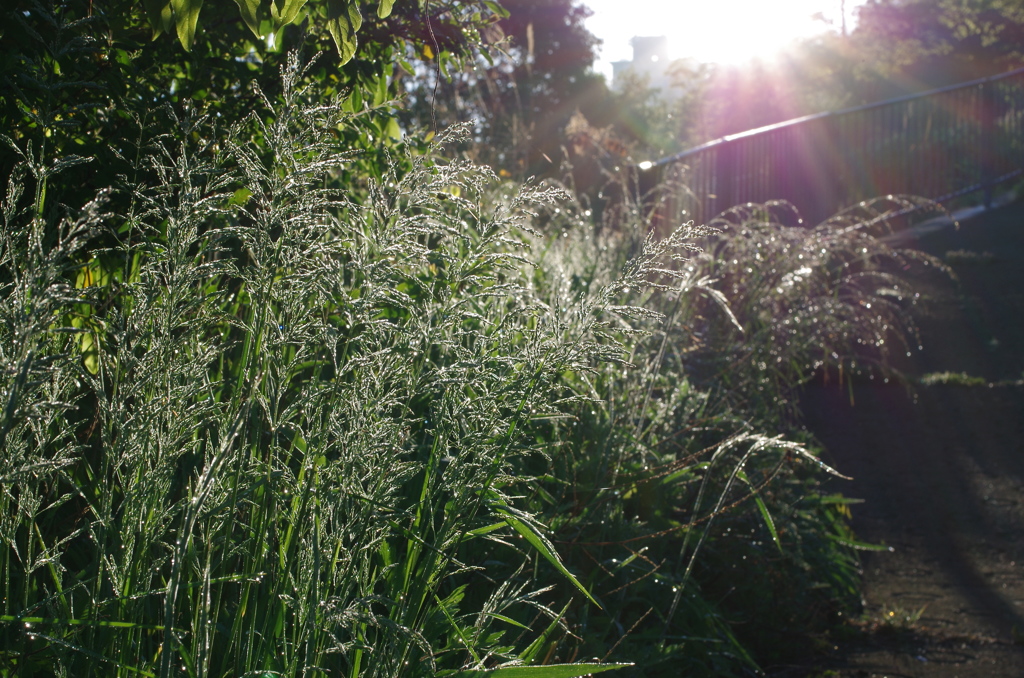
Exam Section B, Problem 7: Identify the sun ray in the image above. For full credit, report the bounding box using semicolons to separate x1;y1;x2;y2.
584;0;863;78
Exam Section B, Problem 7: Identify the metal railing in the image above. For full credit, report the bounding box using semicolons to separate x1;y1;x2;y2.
641;67;1024;228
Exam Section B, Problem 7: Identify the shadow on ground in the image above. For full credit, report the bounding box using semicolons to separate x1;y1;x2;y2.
781;199;1024;677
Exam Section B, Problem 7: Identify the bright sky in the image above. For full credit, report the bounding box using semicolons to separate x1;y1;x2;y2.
582;0;866;77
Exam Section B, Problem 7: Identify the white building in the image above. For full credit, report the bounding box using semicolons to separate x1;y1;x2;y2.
611;36;674;94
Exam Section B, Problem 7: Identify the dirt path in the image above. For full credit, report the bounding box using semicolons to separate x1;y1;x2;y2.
785;200;1024;677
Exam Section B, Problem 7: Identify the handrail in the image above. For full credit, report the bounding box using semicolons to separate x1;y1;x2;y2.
642;67;1024;227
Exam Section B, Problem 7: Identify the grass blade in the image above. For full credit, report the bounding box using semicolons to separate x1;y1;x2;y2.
448;663;632;677
495;508;600;608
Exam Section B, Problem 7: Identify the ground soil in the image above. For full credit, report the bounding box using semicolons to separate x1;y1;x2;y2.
779;199;1024;677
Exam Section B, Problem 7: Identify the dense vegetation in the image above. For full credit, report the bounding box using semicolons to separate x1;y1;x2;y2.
0;1;959;675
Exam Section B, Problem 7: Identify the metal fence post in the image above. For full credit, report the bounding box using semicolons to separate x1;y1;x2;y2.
982;80;997;209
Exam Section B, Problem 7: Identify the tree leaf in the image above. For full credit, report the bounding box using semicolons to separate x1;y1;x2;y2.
326;0;363;64
232;0;262;37
483;0;510;18
143;0;174;39
377;0;395;18
270;0;309;28
170;0;204;51
384;117;402;141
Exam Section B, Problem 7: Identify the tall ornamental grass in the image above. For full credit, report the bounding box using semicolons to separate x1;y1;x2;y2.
687;198;951;414
0;54;632;677
504;185;870;674
1;40;947;677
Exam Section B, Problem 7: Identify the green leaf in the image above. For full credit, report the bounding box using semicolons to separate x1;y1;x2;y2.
372;72;388;106
271;0;309;27
661;462;706;485
326;0;363;64
170;0;204;51
737;469;783;555
143;0;174;39
377;0;395;18
228;187;252;206
753;495;783;555
78;327;99;375
0;615;169;632
484;613;530;630
519;601;569;665
448;663;632;677
385;116;402;141
483;1;510;18
467;521;506;536
496;508;600;608
435;590;481;664
232;0;262;37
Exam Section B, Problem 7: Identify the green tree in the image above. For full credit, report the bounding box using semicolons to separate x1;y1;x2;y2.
398;0;607;177
0;0;502;223
846;0;1024;98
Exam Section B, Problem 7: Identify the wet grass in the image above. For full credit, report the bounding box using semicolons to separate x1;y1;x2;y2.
0;49;949;678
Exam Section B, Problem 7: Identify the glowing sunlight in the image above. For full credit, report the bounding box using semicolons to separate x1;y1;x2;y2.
584;0;861;75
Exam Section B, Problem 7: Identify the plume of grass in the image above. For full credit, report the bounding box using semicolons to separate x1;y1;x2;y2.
501;178;860;675
683;197;952;415
0;52;636;678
